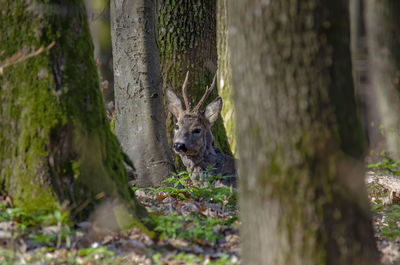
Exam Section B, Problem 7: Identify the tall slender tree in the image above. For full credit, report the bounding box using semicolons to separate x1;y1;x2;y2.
350;0;381;148
229;1;379;264
110;0;174;186
0;0;146;225
365;0;400;157
217;0;236;156
157;0;232;168
85;0;114;103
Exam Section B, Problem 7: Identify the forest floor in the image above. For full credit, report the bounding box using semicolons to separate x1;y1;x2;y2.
367;170;400;265
1;157;400;264
0;172;239;264
366;150;400;265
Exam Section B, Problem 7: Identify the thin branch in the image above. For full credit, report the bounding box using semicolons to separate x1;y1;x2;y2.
0;41;55;75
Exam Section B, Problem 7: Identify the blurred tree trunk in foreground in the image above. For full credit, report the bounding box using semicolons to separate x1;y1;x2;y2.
157;0;233;169
365;0;400;157
85;0;114;103
217;0;236;156
0;0;147;227
111;0;174;186
229;1;379;264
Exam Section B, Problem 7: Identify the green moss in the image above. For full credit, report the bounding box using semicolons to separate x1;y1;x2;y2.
157;0;232;166
0;0;147;227
216;0;236;155
0;0;62;215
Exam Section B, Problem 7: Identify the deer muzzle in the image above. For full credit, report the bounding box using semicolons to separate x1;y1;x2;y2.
173;143;187;153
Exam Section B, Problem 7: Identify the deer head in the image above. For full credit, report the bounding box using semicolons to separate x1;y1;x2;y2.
166;72;222;158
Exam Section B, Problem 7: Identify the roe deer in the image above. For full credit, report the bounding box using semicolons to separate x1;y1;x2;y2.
166;72;236;187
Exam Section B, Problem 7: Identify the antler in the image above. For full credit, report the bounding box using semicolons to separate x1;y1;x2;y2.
182;71;190;111
193;73;217;112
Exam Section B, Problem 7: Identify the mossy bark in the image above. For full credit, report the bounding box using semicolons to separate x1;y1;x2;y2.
216;0;236;156
157;0;232;169
0;0;147;225
84;0;114;103
229;1;379;264
365;0;400;157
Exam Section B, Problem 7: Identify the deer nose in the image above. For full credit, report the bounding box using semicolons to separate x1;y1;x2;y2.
173;143;187;152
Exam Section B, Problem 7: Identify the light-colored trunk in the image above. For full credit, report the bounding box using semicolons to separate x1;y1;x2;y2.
85;0;114;103
365;0;400;157
110;0;174;187
229;1;379;264
350;0;382;149
217;0;236;156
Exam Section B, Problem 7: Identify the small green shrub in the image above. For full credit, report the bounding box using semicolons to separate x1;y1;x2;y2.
151;213;236;244
139;169;237;208
371;203;400;241
367;151;400;175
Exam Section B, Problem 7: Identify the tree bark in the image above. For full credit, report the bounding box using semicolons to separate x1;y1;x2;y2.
365;0;400;157
217;0;236;156
229;1;379;264
85;0;114;103
0;0;147;225
110;0;174;187
350;0;382;149
157;0;233;169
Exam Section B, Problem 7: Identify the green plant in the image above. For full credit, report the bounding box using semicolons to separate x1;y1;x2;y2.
371;203;400;241
367;151;400;175
139;169;237;208
152;252;163;265
0;203;75;248
209;253;234;265
29;226;74;248
78;245;115;257
152;213;235;244
174;252;203;264
0;204;28;222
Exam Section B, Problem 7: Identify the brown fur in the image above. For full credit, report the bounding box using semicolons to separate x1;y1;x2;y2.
166;74;236;187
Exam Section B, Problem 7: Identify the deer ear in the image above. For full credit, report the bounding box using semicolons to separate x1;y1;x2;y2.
166;89;183;118
205;97;223;125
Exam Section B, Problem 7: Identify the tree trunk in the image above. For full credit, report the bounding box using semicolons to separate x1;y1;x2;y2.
365;0;400;157
110;0;174;187
217;0;236;156
229;1;379;264
350;0;382;149
0;0;147;225
85;0;114;103
157;0;232;169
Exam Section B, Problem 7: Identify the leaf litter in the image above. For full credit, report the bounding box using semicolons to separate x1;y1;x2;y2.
0;172;240;264
3;168;398;264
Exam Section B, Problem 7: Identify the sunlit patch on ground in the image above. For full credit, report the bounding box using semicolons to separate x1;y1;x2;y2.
367;153;400;264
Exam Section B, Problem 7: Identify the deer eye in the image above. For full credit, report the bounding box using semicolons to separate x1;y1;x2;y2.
175;125;179;130
192;128;201;134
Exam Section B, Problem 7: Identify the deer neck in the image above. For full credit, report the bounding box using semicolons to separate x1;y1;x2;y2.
181;143;220;173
